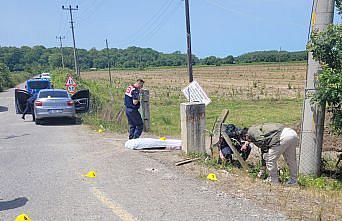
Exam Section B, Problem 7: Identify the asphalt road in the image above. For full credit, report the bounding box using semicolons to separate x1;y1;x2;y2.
0;87;286;221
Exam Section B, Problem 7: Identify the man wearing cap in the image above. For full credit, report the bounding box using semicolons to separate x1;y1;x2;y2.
124;79;145;139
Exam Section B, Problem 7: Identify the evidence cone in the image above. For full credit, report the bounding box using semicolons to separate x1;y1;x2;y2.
15;214;31;221
207;173;218;181
84;171;96;178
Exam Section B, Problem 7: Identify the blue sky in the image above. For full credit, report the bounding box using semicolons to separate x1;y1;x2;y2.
0;0;339;57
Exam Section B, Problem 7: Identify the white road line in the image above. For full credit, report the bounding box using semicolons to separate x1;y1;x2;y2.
91;187;137;221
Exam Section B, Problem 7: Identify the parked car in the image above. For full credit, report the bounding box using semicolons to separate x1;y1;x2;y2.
15;88;90;124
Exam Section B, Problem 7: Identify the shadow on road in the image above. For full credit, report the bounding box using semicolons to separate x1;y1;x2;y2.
39;117;83;126
0;197;28;211
0;106;8;112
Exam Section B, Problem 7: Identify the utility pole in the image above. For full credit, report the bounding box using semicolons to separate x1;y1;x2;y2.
278;46;282;69
184;0;193;83
62;5;79;77
56;36;65;69
105;39;112;86
299;0;335;176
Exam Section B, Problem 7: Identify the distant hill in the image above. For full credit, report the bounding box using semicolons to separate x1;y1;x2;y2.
0;45;307;72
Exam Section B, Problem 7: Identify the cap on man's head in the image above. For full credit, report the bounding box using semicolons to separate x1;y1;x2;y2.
136;79;145;84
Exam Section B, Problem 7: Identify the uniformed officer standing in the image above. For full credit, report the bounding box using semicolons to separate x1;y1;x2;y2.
124;79;145;139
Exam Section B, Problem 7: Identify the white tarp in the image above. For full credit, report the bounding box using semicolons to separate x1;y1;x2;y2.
125;138;182;150
182;80;211;106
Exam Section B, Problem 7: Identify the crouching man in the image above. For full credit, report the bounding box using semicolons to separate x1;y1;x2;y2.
241;123;298;185
124;79;144;139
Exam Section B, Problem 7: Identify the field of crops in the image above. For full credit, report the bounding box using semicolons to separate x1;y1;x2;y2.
74;63;306;137
83;62;306;101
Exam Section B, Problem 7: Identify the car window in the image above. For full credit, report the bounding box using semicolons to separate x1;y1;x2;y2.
39;91;69;98
28;81;50;89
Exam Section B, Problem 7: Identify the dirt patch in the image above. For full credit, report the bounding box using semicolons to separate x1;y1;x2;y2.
143;151;342;220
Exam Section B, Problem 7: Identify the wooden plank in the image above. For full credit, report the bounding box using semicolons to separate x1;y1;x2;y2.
175;157;201;166
221;132;249;172
139;149;172;153
212;109;229;146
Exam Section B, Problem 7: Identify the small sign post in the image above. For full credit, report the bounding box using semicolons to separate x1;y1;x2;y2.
182;80;211;106
65;75;77;95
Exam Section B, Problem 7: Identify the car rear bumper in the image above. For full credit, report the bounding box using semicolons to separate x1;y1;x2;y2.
35;107;75;119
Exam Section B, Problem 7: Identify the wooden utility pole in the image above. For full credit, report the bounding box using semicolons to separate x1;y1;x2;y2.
299;0;335;176
62;5;80;77
56;36;65;69
105;39;112;86
184;0;193;83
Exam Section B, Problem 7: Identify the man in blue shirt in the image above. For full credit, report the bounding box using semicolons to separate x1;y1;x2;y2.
124;79;144;139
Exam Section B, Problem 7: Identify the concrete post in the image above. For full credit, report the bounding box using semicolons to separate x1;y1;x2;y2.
141;89;150;132
299;0;335;176
180;102;206;154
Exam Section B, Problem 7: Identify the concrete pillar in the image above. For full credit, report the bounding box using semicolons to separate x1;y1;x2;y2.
180;102;206;154
299;0;335;176
141;89;150;132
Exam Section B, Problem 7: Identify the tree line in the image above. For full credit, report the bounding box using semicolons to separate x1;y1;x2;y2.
0;45;307;72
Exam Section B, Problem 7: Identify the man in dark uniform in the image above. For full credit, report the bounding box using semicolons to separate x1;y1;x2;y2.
124;79;144;139
22;93;38;121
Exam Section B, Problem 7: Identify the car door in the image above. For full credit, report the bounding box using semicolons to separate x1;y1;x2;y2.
15;89;32;114
71;89;90;113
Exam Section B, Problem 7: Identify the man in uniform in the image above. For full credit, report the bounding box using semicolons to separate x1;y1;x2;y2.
241;123;298;185
124;79;144;139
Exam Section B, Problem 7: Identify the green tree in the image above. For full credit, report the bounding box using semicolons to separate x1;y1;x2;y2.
308;1;342;134
0;63;11;92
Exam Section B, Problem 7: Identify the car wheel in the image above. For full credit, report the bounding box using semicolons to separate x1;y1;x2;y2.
35;119;41;125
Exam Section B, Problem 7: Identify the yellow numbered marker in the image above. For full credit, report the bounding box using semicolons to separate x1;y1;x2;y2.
98;125;105;133
15;214;31;221
207;173;218;181
84;171;96;178
159;137;166;141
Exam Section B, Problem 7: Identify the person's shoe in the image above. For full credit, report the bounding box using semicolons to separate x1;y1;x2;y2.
285;178;298;186
21;116;25;120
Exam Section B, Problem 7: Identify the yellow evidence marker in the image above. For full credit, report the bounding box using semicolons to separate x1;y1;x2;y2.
98;125;105;133
15;214;31;221
159;137;166;141
207;173;218;181
83;171;96;178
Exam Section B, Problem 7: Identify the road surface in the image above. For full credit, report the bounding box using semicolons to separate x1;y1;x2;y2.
0;87;286;220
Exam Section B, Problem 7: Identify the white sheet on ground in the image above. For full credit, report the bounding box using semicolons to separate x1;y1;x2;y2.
124;138;182;150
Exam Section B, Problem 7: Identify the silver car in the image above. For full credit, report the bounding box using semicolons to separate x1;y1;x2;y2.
15;88;90;125
34;89;75;124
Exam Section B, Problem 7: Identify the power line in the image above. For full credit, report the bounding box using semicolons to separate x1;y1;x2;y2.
62;5;80;77
139;1;182;44
116;0;175;47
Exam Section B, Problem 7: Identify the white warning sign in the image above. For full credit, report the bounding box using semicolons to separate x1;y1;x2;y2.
182;80;211;106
